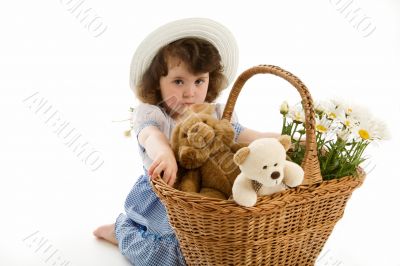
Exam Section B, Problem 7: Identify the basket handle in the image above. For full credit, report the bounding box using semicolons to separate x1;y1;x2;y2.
222;65;322;185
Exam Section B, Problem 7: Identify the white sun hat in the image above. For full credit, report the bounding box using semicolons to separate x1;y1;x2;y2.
129;17;239;91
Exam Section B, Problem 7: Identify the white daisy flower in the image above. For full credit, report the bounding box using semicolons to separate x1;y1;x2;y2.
331;97;354;116
314;99;345;122
339;114;358;130
347;103;371;123
314;100;334;116
325;103;346;121
315;116;331;134
353;117;390;141
343;104;354;116
288;103;305;123
337;129;352;142
371;117;391;140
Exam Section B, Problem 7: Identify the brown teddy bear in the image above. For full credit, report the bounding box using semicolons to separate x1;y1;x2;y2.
171;103;245;200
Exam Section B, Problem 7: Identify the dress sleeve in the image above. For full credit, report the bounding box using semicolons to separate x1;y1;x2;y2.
215;103;245;142
132;103;167;148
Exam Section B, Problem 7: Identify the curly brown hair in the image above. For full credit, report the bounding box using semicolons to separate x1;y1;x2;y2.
134;37;226;106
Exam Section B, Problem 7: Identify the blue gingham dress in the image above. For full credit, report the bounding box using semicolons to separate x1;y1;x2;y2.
115;103;244;266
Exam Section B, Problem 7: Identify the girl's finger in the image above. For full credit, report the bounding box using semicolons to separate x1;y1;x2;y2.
148;159;160;176
165;169;175;186
152;162;165;179
169;173;177;186
166;169;176;187
162;169;170;183
167;177;173;186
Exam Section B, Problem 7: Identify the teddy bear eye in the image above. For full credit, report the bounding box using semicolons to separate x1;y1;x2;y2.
274;163;278;166
182;133;188;138
263;165;267;170
192;126;199;133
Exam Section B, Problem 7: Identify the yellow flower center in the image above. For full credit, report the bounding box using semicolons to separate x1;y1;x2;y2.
316;125;327;133
358;129;370;140
328;112;337;119
345;120;351;127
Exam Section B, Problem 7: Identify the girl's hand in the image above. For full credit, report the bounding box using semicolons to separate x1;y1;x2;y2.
148;149;178;187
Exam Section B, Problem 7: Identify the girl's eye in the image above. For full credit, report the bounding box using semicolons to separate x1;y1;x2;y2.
174;80;184;85
274;163;278;166
263;165;267;170
195;79;204;85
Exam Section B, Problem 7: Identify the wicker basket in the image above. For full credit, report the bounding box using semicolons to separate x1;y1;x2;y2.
151;65;365;266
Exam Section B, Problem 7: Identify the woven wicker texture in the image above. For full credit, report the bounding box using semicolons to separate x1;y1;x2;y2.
152;65;365;266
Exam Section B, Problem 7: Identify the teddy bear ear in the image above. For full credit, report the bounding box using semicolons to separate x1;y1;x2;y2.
233;147;250;165
278;135;292;151
190;103;214;115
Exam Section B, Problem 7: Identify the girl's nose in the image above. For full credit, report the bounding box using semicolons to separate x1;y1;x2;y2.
183;85;195;98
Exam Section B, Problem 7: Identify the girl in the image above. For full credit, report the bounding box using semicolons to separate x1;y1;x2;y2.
93;18;279;265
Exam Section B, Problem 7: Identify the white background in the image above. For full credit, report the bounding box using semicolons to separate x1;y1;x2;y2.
1;0;399;265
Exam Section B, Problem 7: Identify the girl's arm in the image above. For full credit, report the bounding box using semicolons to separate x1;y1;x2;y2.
236;128;281;144
138;126;178;186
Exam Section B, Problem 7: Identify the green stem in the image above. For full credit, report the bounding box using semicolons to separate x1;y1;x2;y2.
350;141;363;163
353;140;369;163
291;123;299;140
295;132;304;152
281;116;287;135
323;140;338;172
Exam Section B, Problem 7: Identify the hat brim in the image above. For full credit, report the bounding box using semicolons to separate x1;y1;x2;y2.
130;18;239;91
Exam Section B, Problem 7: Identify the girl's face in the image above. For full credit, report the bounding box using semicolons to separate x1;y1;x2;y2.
159;58;209;118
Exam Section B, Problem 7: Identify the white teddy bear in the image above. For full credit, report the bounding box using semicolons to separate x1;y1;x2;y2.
232;136;304;207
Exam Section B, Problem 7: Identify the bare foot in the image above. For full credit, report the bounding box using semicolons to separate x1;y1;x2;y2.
93;223;118;245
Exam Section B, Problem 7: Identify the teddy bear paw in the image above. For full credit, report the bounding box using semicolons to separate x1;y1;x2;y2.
234;193;257;207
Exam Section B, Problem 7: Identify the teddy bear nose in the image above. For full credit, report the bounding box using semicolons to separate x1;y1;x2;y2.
271;171;280;180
